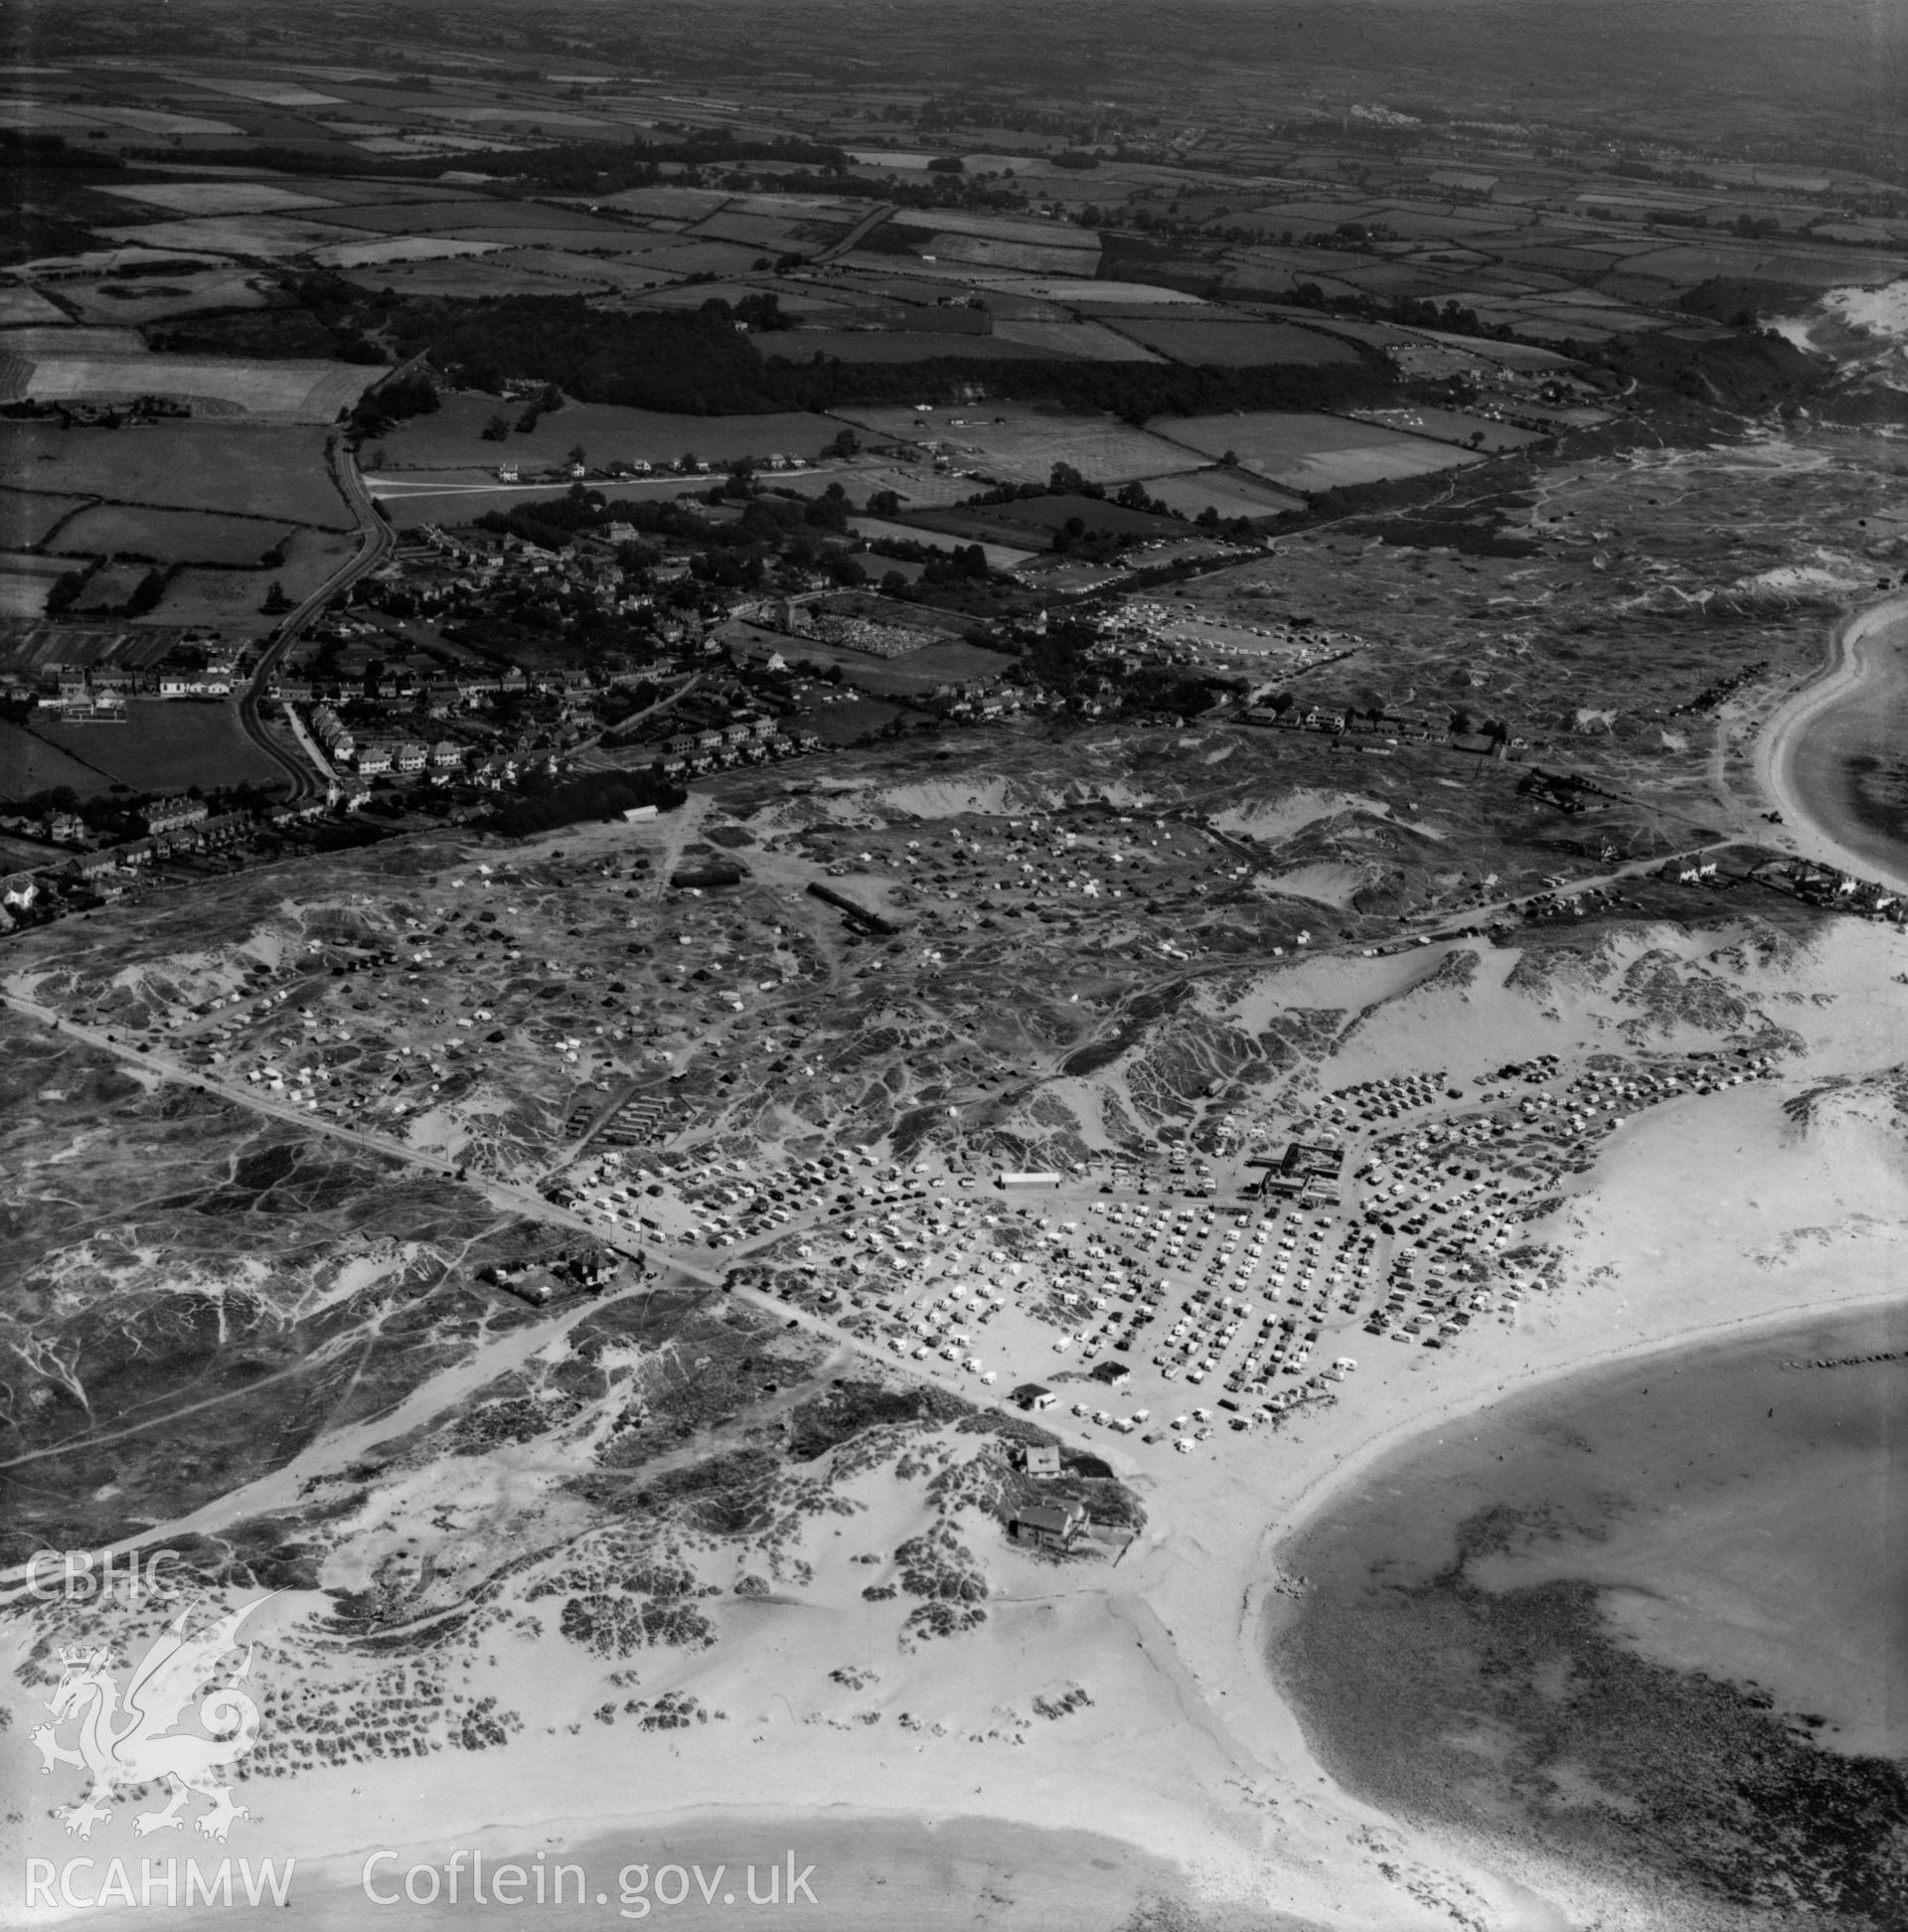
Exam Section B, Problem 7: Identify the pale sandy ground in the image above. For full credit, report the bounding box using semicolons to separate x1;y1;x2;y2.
9;838;1908;1929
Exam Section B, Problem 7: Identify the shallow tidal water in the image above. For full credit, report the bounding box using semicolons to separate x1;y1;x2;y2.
1271;1301;1908;1924
1784;614;1908;886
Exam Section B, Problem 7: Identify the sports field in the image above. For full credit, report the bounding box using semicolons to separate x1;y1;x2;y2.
28;700;284;793
0;719;116;798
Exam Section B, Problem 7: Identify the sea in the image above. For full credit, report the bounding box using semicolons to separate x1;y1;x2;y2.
1782;599;1908;888
1270;1300;1908;1926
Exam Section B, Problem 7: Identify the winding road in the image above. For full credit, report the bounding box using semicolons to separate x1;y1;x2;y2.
236;434;395;803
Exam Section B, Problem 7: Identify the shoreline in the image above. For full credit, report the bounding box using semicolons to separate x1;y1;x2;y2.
1232;1269;1908;1780
1259;1280;1908;1570
1756;587;1908;894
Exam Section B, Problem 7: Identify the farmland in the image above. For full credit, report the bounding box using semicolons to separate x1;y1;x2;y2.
1151;409;1487;492
0;573;51;618
988;319;1167;361
97;215;381;256
848;515;1036;569
56;271;270;326
49;506;299;565
1347;406;1546;454
375;395;844;472
831;402;1208;486
70;562;149;612
1102;316;1364;366
1143;470;1309;519
99;181;340;217
0;424;351;524
764;330;1071;364
148;533;355;628
0;492;94;549
3;353;381;422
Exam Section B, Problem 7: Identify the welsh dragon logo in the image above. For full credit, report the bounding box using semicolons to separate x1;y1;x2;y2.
32;1598;267;1842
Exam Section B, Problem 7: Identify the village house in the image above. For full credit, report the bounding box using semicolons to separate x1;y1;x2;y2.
143;796;208;836
1007;1500;1086;1551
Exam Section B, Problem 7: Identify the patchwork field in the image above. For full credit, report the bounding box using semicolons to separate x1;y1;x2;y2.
485;247;684;291
1150;409;1488;491
1347;405;1547;453
0;423;351;524
987;318;1167;361
0;102;241;136
1103;316;1363;366
0;492;95;550
317;199;619;237
0;576;54;618
70;561;151;612
727;621;1019;697
1;353;380;422
831;402;1207;486
312;236;502;269
908;236;1102;275
57;271;270;326
763;330;1069;364
1142;469;1309;519
0;285;71;325
848;515;1036;569
920;492;1184;543
99;181;341;217
368;475;720;530
0;326;143;355
98;216;381;256
376;393;842;471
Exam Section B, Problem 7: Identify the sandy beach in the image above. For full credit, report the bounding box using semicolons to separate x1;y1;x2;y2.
1757;589;1908;893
